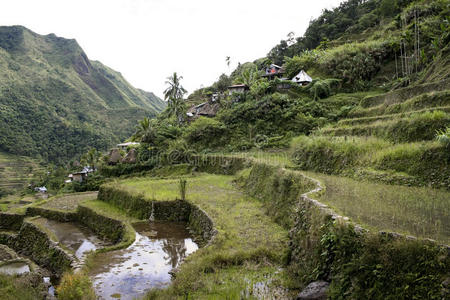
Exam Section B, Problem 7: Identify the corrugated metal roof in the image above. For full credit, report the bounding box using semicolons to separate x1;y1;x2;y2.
292;70;312;83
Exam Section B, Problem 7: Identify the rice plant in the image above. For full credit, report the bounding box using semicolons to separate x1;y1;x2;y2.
435;127;450;146
179;178;187;201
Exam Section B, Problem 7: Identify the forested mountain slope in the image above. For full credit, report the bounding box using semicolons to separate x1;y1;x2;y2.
0;25;165;163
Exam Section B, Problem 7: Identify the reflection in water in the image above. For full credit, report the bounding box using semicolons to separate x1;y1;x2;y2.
0;262;30;275
90;221;198;300
33;218;105;259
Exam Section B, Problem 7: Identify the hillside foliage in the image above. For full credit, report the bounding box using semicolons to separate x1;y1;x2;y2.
0;26;165;163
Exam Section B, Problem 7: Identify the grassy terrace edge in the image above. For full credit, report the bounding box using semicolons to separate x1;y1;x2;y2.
1;155;448;298
95;155;449;298
197;155;449;298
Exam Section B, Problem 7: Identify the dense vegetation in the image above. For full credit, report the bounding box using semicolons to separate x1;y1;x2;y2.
114;0;449;191
1;0;449;299
0;26;165;164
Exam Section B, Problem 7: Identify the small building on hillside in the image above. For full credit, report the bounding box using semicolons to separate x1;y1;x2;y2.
211;93;219;102
34;186;47;193
108;148;122;165
187;101;220;119
227;84;249;95
262;64;285;80
292;70;312;86
117;142;140;151
72;171;87;183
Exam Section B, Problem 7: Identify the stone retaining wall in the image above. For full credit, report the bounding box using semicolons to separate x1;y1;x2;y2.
98;185;216;245
76;205;125;243
25;205;126;245
26;207;77;222
0;212;25;231
8;221;73;277
228;157;450;298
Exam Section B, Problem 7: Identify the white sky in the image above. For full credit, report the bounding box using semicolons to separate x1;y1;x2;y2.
1;0;342;98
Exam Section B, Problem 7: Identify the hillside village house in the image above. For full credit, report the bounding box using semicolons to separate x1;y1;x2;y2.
67;166;94;183
262;64;286;80
292;70;313;86
71;171;87;183
117;142;140;151
187;97;221;119
227;84;249;95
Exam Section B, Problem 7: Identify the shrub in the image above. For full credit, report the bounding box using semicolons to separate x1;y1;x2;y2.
290;135;388;174
179;178;187;200
284;50;323;78
385;110;449;142
71;174;106;192
307;78;340;100
183;117;228;150
56;273;96;300
290;135;449;188
435;126;450;146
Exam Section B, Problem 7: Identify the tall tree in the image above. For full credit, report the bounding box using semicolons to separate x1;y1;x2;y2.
131;117;151;142
81;148;101;170
164;72;187;124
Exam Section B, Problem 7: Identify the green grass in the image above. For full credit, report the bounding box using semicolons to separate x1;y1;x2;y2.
102;174;290;298
306;171;450;245
1;195;37;213
0;274;44;300
320;110;450;143
38;191;98;212
349;89;450;118
0;151;42;193
337;106;450;127
77;200;138;252
290;135;449;188
223;150;294;168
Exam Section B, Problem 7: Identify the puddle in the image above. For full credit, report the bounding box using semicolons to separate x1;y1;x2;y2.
90;221;198;300
33;218;107;259
0;261;30;275
43;277;56;297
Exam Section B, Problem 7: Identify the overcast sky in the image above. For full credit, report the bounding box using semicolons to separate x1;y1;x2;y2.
1;0;343;98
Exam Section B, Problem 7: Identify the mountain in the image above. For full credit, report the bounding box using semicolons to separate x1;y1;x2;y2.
0;25;165;163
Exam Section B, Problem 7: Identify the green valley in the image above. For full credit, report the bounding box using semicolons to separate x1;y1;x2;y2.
0;0;449;299
0;25;165;163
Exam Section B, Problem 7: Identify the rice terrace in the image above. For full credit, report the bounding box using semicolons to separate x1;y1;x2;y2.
0;0;449;299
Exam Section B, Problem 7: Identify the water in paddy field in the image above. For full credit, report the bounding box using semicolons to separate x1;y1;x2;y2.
33;218;107;259
0;261;30;275
90;221;198;300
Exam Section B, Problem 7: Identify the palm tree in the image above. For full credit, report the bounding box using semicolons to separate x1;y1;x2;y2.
81;148;101;171
131;117;151;142
234;67;260;87
164;72;187;124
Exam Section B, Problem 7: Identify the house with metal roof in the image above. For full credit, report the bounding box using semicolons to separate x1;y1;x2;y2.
292;70;313;86
262;64;286;80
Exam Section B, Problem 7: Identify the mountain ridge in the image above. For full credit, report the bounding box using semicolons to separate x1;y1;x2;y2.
0;25;165;163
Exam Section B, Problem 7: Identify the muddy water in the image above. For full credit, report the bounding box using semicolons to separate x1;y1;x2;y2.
0;261;30;275
90;221;198;300
33;218;107;259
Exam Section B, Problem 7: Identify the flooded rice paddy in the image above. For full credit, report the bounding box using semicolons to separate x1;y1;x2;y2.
32;217;107;259
89;221;198;300
0;261;30;275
